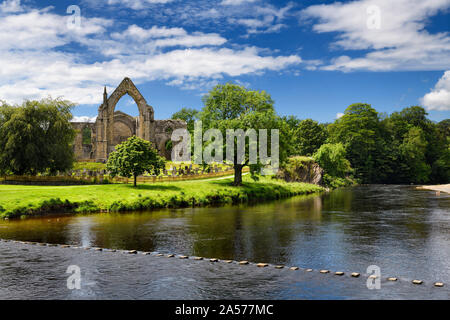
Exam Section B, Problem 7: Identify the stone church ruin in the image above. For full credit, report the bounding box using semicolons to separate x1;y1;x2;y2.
72;78;187;162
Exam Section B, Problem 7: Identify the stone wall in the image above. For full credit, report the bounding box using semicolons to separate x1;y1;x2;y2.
72;78;187;162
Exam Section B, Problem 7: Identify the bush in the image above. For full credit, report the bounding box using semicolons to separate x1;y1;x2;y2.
313;143;352;178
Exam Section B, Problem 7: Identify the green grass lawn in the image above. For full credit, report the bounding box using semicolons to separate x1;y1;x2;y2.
0;176;323;219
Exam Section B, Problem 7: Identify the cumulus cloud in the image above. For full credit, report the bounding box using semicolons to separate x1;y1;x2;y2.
336;112;345;119
0;1;302;105
301;0;450;71
421;71;450;111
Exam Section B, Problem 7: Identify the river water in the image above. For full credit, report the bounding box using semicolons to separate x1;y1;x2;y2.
0;185;449;299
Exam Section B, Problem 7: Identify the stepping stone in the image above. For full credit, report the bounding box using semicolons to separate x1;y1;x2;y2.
210;258;218;262
239;261;249;265
320;270;330;274
412;280;423;285
434;282;444;287
335;271;345;276
388;277;398;281
290;267;299;271
193;257;203;260
128;250;137;254
274;265;284;269
223;260;233;263
179;255;188;259
166;254;175;258
351;273;360;277
306;269;313;272
257;263;268;268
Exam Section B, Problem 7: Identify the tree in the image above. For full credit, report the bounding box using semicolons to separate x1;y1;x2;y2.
0;98;76;175
200;83;287;186
398;127;431;183
295;119;327;156
106;136;166;187
385;106;448;184
172;108;200;134
313;143;352;178
279;115;301;157
327;103;387;183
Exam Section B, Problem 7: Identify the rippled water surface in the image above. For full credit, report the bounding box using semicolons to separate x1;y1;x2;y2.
0;185;449;299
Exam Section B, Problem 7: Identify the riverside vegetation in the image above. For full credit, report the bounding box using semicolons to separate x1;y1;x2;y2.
0;83;448;219
0;176;323;219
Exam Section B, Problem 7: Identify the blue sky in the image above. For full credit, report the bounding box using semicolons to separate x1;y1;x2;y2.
0;0;449;123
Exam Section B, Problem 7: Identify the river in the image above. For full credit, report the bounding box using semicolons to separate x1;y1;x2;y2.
0;185;448;299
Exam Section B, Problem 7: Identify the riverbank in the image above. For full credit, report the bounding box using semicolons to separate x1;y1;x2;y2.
417;184;450;194
0;176;323;219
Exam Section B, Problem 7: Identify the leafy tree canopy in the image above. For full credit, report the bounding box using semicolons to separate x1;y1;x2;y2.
295;119;327;156
106;136;166;187
313;143;352;178
0;98;75;175
200;83;286;186
171;107;200;134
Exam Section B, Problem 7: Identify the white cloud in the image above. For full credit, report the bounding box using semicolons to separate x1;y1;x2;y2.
336;112;344;119
106;0;173;10
0;0;22;13
0;2;302;105
221;0;257;6
301;0;450;71
421;71;450;111
71;116;97;123
229;3;293;35
111;25;186;40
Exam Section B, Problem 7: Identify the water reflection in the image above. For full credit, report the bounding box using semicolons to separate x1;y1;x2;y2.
0;185;449;283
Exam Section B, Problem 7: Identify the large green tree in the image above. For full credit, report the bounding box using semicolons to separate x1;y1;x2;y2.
106;136;166;187
398;127;431;183
295;119;327;156
0;98;75;175
385;106;448;183
327;103;388;183
200;83;287;186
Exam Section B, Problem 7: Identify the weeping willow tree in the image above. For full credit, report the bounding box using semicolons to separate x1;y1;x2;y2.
0;98;76;175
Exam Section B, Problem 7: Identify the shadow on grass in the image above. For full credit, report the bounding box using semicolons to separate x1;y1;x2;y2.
211;178;299;193
130;184;182;191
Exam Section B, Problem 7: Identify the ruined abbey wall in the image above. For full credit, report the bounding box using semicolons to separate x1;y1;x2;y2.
72;78;187;162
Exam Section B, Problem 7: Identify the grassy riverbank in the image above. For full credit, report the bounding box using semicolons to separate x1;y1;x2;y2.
0;176;323;219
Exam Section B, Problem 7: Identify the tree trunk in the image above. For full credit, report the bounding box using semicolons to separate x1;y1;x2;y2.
134;174;137;187
234;164;243;186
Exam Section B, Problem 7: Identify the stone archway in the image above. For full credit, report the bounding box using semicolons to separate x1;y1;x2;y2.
94;78;155;161
112;111;136;146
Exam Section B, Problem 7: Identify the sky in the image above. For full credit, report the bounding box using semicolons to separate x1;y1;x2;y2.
0;0;449;123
